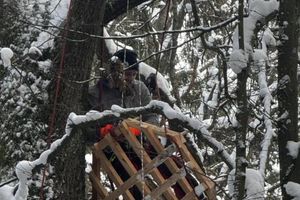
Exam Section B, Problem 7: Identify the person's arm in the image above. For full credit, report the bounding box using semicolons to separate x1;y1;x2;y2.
88;83;102;111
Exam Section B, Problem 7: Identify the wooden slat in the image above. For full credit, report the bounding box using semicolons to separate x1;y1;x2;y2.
142;125;194;195
89;170;109;198
104;134;152;196
145;168;192;200
104;144;177;200
118;121;178;200
175;140;216;200
126;118;181;137
96;150;134;200
181;190;199;200
91;119;216;200
105;135;138;174
129;118;215;199
91;151;102;200
93;136;109;151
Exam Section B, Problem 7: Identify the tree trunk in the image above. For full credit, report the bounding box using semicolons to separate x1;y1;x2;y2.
0;0;3;21
166;0;185;108
0;0;3;46
277;0;299;199
234;70;248;200
48;0;106;199
0;0;20;47
234;0;248;199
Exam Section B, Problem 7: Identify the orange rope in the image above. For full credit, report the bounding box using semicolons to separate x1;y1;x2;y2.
39;1;73;199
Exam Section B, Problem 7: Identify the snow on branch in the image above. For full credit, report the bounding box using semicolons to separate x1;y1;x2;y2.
284;182;300;199
286;141;300;159
228;168;264;199
255;49;275;177
228;0;279;74
0;48;14;68
0;100;234;200
51;14;241;41
0;110;120;200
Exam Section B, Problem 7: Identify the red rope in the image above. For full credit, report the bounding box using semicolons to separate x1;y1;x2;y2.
39;1;73;199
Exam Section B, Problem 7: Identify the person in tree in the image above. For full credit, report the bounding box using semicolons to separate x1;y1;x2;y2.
88;48;158;125
88;49;198;200
88;48;158;199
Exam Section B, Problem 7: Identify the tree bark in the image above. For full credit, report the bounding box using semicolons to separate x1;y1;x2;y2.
0;0;20;46
48;0;106;199
0;0;3;46
0;0;3;22
166;0;185;108
234;0;248;199
277;0;299;199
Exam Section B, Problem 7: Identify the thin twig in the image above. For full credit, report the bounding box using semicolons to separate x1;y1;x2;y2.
0;178;18;188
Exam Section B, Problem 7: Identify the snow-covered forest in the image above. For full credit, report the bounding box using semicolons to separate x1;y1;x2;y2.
0;0;300;199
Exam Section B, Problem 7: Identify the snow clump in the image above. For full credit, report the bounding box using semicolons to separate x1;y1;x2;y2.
0;48;14;68
228;49;248;74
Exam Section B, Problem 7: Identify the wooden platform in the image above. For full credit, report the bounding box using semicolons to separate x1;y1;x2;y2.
90;119;216;200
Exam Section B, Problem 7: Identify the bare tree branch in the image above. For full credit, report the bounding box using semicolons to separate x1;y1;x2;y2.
18;14;239;41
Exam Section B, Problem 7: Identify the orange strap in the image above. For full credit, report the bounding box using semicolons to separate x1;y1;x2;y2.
99;124;114;137
129;127;141;136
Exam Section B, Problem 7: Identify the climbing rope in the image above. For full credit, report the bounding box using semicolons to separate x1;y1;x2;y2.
137;50;145;200
39;1;73;199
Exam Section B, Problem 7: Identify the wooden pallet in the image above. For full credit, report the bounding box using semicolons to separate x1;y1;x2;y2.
90;119;216;200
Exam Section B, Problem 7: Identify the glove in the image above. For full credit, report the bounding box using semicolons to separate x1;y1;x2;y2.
129;127;141;136
100;124;141;137
99;124;114;137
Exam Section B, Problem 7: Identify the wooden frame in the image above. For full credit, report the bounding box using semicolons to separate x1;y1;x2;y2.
90;119;216;200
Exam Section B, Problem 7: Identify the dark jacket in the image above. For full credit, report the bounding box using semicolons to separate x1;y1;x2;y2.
88;79;158;124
